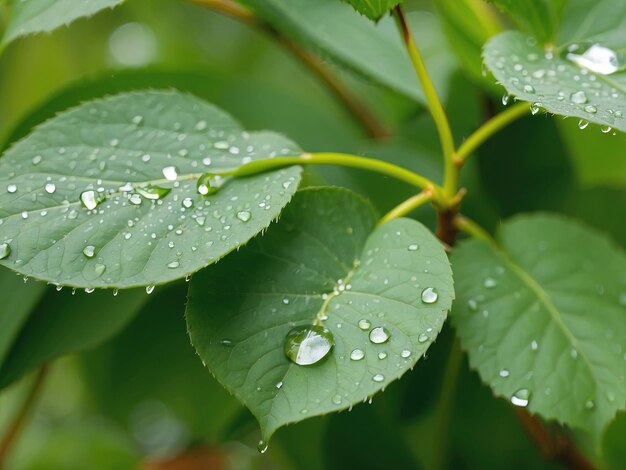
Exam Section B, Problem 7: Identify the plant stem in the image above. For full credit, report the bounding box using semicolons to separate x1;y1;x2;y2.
393;5;456;198
0;365;49;466
453;214;496;245
234;153;446;202
188;0;390;139
431;338;463;470
379;189;433;225
455;102;530;165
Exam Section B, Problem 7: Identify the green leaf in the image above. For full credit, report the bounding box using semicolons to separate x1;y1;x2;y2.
0;267;47;365
452;214;626;437
341;0;401;21
2;0;124;47
186;187;454;441
485;0;562;43
0;91;302;289
484;4;626;132
239;0;457;103
0;286;148;388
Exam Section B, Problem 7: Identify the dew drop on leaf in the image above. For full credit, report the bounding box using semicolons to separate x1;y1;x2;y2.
418;333;429;343
146;285;155;294
578;119;589;129
332;394;342;405
407;243;419;251
136;185;171;200
6;184;17;193
511;388;530;407
569;91;588;105
350;348;365;361
83;245;96;258
236;210;252;222
499;368;510;378
44;183;56;194
284;325;334;366
257;440;268;454
421;287;439;304
372;373;384;382
94;263;106;276
378;351;387;359
182;197;193;208
566;44;624;75
369;326;390;344
358;319;371;330
401;350;411;358
197;173;218;196
483;277;497;288
129;194;142;205
80;190;99;210
162;166;178;181
584;104;597;114
0;242;11;260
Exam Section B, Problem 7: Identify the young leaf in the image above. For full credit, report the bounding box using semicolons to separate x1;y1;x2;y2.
341;0;401;21
452;214;626;437
484;31;626;132
186;187;454;442
0;287;148;388
239;0;457;103
2;0;124;47
485;0;562;43
0;91;301;289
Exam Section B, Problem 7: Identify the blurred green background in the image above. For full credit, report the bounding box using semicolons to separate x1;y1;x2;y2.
0;0;624;468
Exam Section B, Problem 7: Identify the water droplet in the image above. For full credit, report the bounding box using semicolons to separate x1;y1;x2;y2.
358;319;371;330
0;242;11;259
377;351;387;359
221;339;233;347
94;263;106;276
418;333;429;343
182;197;194;208
421;287;438;304
146;285;155;294
167;261;180;269
32;155;42;165
584;104;597;114
585;400;595;410
567;44;623;75
350;349;365;361
499;368;510;378
129;194;142;205
468;299;479;312
407;243;419;251
484;277;497;288
197;173;218;196
570;91;588;104
502;92;511;105
570;348;578;359
136;185;171;200
601;126;612;133
578;119;589;129
85;288;95;294
132;115;144;125
257;440;268;454
195;120;207;131
523;85;535;94
44;183;56;194
372;373;384;383
332;394;342;405
369;326;390;344
284;325;334;366
83;245;96;258
275;381;283;389
511;388;530;407
236;210;252;222
6;184;17;194
401;350;411;358
162;166;178;181
530;103;541;115
531;340;539;351
80;190;99;210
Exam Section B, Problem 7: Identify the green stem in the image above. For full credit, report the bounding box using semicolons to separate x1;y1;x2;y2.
431;339;463;470
393;6;456;199
234;153;446;203
0;365;49;466
379;190;433;225
454;214;497;245
455;103;530;165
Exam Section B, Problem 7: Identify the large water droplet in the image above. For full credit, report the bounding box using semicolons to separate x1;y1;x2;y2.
257;440;268;454
358;319;371;330
83;245;96;258
567;44;623;75
136;185;171;200
421;287;438;304
369;326;390;344
372;373;384;382
569;91;588;104
418;333;429;343
578;119;589;129
182;198;194;208
44;183;56;194
511;388;530;407
350;348;365;361
584;104;597;114
129;194;142;205
236;210;252;222
499;368;510;378
0;242;11;260
197;173;218;196
7;184;17;193
80;190;99;210
407;243;419;251
162;166;178;181
284;325;334;366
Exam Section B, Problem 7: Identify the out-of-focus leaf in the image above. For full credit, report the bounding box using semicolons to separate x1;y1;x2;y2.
485;0;563;43
341;0;401;21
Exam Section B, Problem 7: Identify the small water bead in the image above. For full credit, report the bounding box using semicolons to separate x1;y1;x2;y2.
162;166;178;181
530;103;541;115
511;388;530;407
167;261;180;269
372;373;384;383
418;333;429;343
467;299;479;312
483;277;497;288
601;126;612;134
214;140;229;150
129;194;142;205
332;394;342;405
146;285;155;294
275;381;283;390
584;104;597;114
136;185;170;200
523;85;535;94
21;211;28;220
221;339;233;347
407;243;419;251
94;264;106;276
236;210;252;222
358;319;371;330
83;245;96;258
377;351;387;360
0;242;11;259
182;198;194;208
531;340;539;351
502;92;511;106
578;119;589;129
569;91;588;105
421;287;438;304
195;120;207;131
369;327;390;344
6;184;17;193
132;115;144;125
85;288;95;294
32;155;42;165
44;183;56;194
585;400;595;410
257;440;268;454
284;325;334;366
566;44;623;75
350;348;365;361
499;368;510;378
401;350;411;358
80;190;99;210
